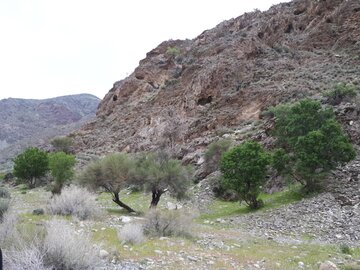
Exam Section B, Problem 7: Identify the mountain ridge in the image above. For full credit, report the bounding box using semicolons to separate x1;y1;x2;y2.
72;0;360;166
0;93;100;170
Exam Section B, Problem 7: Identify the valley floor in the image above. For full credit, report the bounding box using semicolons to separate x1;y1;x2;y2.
4;183;360;270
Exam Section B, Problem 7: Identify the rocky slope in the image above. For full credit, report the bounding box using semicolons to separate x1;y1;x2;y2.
73;0;360;165
0;94;100;170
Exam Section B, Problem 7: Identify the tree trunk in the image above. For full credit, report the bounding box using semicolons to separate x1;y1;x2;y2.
150;189;163;208
0;248;2;270
112;192;136;213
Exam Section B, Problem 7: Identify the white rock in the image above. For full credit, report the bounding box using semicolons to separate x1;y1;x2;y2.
298;261;305;268
99;249;109;259
319;261;338;270
154;250;163;255
167;202;177;210
120;216;132;223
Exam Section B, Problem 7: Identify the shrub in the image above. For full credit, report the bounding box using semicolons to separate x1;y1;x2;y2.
166;46;181;57
118;223;145;245
51;136;73;154
220;141;270;209
0;187;10;199
325;82;358;105
43;219;100;270
143;209;193;238
4;244;49;270
204;139;232;175
47;185;102;220
0;211;18;247
0;199;10;221
13;147;49;188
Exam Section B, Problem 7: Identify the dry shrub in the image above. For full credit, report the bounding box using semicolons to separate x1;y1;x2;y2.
118;223;145;245
4;243;49;270
44;219;100;270
0;211;19;247
48;185;103;220
143;209;194;238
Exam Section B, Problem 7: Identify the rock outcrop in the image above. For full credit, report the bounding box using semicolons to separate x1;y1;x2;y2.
73;0;360;165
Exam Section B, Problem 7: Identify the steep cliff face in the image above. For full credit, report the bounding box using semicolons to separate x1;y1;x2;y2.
73;0;360;162
0;94;100;170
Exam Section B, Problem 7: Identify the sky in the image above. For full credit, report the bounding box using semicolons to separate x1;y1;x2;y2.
0;0;290;100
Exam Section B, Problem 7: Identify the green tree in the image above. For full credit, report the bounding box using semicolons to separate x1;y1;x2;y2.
51;136;73;154
220;141;270;209
13;147;49;188
78;153;137;213
271;99;356;191
48;152;76;194
136;151;193;208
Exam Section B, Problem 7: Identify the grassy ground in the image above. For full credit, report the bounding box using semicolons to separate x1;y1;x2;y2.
2;184;360;269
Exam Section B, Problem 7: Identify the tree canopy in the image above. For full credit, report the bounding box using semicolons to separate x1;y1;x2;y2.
78;153;137;212
13;147;49;188
135;151;193;208
271;99;356;191
48;151;76;194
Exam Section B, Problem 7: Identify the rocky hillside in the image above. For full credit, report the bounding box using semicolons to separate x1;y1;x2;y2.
73;0;360;165
0;94;100;170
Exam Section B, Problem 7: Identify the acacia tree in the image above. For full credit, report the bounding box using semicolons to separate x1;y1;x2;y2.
220;141;270;209
13;147;49;188
271;99;356;191
136;151;193;208
48;151;76;194
78;153;137;213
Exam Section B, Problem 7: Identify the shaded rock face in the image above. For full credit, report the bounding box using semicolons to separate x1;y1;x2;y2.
73;0;360;161
0;94;100;170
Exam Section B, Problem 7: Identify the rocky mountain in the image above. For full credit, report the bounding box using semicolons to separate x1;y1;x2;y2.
0;94;100;170
73;0;360;166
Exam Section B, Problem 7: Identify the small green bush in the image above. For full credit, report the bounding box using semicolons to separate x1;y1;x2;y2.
166;46;181;57
325;82;358;105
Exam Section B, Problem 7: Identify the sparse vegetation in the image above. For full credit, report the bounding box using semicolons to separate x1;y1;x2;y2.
13;147;49;188
204;139;232;175
51;136;73;154
220;141;270;209
325;82;359;105
0;187;11;221
166;46;181;57
47;185;102;220
43;219;100;270
118;223;145;245
143;209;193;238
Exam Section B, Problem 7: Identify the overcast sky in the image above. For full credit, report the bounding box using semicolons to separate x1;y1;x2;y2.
0;0;290;100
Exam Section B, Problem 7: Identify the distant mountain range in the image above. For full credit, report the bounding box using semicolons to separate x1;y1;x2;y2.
0;94;100;171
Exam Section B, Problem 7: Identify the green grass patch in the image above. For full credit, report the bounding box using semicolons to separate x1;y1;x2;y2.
198;186;303;222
